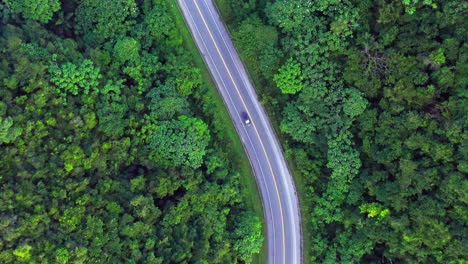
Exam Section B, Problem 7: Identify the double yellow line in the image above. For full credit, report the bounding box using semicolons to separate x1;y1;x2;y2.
191;0;287;263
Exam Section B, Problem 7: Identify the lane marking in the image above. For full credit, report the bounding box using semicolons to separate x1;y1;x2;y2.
190;1;287;263
180;3;277;241
200;3;300;263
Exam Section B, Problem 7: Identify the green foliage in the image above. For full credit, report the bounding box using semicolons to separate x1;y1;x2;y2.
265;0;310;33
147;115;210;169
429;48;446;66
401;0;437;14
50;59;101;101
130;175;145;192
5;0;61;23
55;248;70;264
143;3;181;47
0;1;262;263
233;214;264;264
359;203;390;220
342;88;368;119
221;0;468;262
146;85;189;120
96;93;128;137
175;64;202;96
215;0;258;25
12;244;32;261
113;37;140;63
233;16;281;83
274;58;303;94
0;117;22;144
75;0;138;44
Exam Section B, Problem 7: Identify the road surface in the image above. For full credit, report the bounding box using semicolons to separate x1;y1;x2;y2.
176;1;302;263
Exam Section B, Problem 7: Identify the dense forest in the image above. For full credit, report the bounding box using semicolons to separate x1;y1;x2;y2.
218;0;467;262
0;0;263;263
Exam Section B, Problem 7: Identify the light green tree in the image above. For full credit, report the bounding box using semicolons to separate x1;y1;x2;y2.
233;214;264;264
429;48;446;66
359;203;390;221
13;244;32;262
274;58;304;94
401;0;437;14
49;59;101;101
56;248;71;264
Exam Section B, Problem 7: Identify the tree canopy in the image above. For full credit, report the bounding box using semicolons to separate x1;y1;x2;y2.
0;1;263;263
221;0;467;262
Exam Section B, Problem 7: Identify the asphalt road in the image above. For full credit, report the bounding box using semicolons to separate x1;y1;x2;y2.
177;1;302;263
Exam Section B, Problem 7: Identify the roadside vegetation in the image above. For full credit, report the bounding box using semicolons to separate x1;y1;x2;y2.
0;0;263;263
165;1;267;262
216;0;467;262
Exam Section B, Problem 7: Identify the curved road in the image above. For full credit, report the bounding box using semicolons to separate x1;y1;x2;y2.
177;1;302;263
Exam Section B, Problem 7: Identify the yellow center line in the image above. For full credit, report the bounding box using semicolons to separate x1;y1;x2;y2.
191;0;286;263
